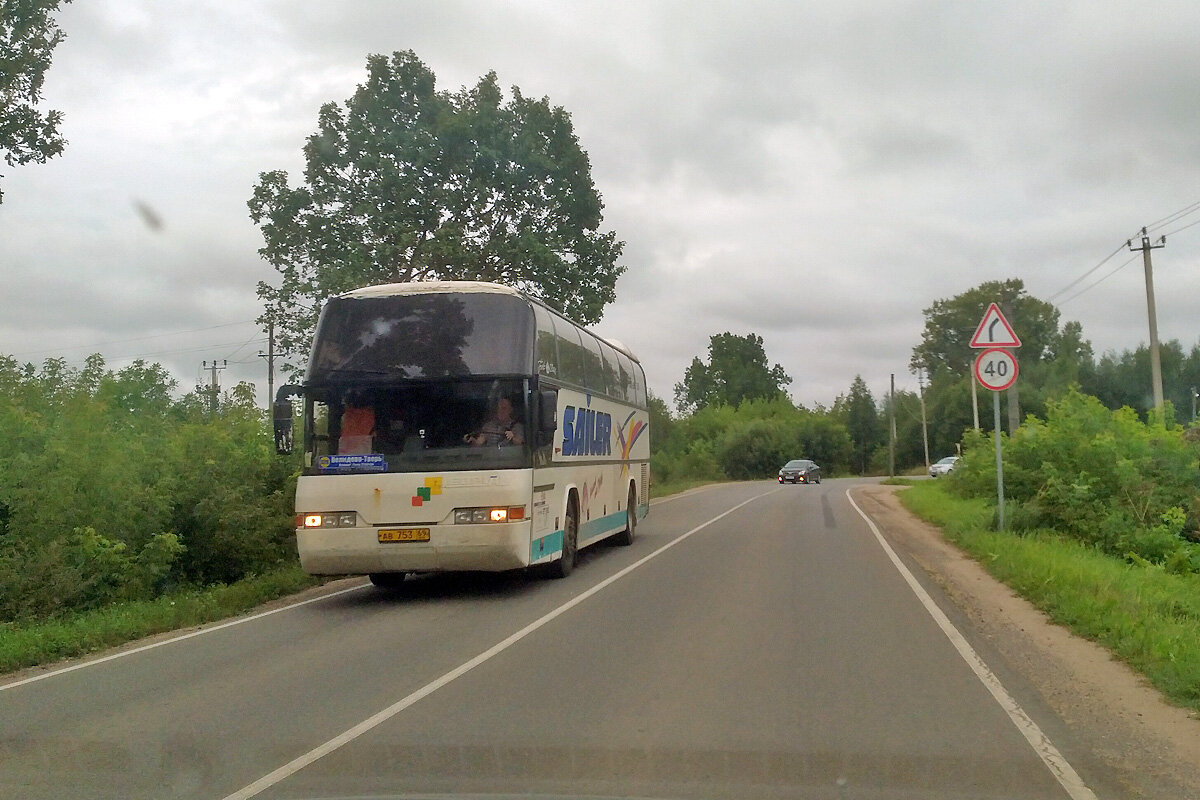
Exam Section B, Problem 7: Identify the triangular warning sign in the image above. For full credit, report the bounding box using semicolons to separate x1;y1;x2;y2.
969;303;1021;348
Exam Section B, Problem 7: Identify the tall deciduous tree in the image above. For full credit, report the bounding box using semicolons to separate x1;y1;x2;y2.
911;278;1082;433
673;332;792;413
0;0;71;203
249;50;624;363
910;278;1063;375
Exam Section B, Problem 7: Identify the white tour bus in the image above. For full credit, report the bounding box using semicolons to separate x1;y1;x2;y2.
273;281;650;585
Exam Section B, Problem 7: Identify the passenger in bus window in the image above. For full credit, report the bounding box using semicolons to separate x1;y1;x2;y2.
338;395;375;454
465;397;525;447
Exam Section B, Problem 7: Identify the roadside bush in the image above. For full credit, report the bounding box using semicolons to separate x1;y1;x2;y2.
718;419;799;479
0;356;298;623
954;387;1200;570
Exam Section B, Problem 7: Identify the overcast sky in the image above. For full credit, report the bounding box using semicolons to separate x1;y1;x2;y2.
3;0;1200;410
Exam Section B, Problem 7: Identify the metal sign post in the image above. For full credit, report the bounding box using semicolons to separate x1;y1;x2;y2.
974;347;1019;529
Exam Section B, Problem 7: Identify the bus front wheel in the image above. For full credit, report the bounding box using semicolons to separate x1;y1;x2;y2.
547;500;578;579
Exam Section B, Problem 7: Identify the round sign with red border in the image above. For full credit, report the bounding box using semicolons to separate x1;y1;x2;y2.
974;348;1018;391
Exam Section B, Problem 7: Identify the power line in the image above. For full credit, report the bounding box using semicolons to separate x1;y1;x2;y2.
1057;252;1140;306
1047;242;1127;301
1145;199;1200;233
1159;216;1200;239
1047;200;1200;304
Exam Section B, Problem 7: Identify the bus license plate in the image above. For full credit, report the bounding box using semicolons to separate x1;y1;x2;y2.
378;528;430;543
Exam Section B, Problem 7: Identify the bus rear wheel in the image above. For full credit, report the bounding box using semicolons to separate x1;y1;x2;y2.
547;500;578;579
368;572;407;589
613;485;637;546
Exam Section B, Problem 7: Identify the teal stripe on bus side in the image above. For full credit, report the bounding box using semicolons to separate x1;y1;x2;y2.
530;508;629;561
580;509;628;542
530;530;564;562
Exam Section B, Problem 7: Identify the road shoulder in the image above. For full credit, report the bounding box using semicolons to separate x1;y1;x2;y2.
855;484;1200;800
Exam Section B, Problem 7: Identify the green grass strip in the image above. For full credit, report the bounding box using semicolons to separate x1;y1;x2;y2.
0;565;321;675
650;477;725;499
899;480;1200;712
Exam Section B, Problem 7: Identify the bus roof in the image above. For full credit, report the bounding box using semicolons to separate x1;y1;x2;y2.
333;281;641;363
337;281;520;299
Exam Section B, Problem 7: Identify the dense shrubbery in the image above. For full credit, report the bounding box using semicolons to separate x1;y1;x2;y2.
0;355;298;622
650;396;853;484
949;387;1200;573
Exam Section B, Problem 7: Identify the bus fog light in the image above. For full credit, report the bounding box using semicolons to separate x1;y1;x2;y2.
303;514;323;528
489;508;508;522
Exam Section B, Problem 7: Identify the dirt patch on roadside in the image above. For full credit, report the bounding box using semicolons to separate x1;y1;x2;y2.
854;484;1200;800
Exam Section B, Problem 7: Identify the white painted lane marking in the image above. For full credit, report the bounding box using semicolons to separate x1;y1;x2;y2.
0;483;711;693
846;488;1099;800
0;583;370;693
222;487;780;800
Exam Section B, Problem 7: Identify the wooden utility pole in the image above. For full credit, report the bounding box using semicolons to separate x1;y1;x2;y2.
202;359;227;413
917;369;930;470
888;373;896;478
258;317;276;409
1128;228;1166;413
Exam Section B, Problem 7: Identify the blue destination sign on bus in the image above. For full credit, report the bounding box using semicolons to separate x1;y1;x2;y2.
318;454;387;472
561;406;612;456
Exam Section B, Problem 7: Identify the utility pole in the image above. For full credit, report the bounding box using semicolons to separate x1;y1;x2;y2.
888;373;896;478
970;374;980;431
1128;228;1166;414
917;369;930;470
202;359;227;414
258;317;275;410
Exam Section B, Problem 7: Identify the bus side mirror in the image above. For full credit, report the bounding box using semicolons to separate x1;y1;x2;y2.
537;389;558;446
273;385;301;455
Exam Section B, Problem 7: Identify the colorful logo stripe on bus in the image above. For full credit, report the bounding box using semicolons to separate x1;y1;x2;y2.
617;411;647;460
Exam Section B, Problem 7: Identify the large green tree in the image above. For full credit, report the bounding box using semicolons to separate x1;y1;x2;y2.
0;0;71;203
674;332;792;413
249;50;624;362
911;278;1084;434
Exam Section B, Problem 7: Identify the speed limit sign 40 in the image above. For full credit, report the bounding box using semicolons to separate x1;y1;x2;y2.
974;348;1018;391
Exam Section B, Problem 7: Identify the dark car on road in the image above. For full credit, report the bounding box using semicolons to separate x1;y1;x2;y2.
778;459;821;484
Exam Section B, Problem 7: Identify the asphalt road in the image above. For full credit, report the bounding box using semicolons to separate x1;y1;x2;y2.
0;479;1125;799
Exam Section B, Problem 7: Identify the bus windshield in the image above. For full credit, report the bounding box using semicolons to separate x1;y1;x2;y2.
304;378;531;474
306;292;534;382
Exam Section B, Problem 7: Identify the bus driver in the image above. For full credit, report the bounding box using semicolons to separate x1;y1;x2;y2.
465;397;525;447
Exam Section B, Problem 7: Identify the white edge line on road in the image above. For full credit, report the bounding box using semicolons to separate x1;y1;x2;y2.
845;488;1099;800
222;487;779;800
0;583;371;693
0;485;703;694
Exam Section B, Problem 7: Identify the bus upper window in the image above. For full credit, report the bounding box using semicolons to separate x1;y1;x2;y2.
533;304;559;378
307;293;534;381
581;334;607;395
615;351;635;403
556;319;586;387
600;343;623;401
